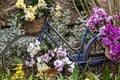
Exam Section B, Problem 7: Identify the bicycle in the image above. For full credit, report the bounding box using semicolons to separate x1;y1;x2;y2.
1;8;107;76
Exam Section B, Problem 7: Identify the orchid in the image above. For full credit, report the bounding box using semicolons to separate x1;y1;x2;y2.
26;39;75;78
86;7;107;30
87;7;120;61
41;54;52;63
25;58;35;67
27;40;41;57
100;22;120;61
54;59;65;71
11;64;25;79
56;49;67;57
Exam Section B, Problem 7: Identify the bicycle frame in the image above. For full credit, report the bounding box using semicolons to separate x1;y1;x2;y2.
38;20;105;68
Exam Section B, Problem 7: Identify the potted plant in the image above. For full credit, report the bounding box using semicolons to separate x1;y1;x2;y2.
15;0;61;34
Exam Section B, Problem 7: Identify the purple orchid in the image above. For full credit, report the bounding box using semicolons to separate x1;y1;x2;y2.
54;59;65;71
41;54;51;63
25;58;35;67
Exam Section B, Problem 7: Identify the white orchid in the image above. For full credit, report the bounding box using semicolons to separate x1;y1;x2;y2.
27;40;41;57
34;40;40;46
84;78;90;80
27;43;35;52
30;49;38;57
54;48;57;52
58;47;62;51
34;45;41;52
62;57;75;73
62;57;73;65
37;62;49;72
68;63;75;73
37;57;42;63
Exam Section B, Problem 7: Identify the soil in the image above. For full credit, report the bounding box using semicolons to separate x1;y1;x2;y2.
56;0;79;23
0;0;16;26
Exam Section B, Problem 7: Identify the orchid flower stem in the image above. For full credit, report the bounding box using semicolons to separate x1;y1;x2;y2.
106;0;112;15
84;0;91;16
79;0;86;15
93;0;102;7
72;0;82;18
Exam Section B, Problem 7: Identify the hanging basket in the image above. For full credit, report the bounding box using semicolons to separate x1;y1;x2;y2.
105;46;111;60
22;17;45;34
105;46;120;63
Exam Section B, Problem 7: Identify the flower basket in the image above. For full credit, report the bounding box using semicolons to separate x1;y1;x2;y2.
22;16;45;34
105;46;120;63
105;46;111;60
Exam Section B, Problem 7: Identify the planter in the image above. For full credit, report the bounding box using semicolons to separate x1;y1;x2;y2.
44;68;58;80
22;17;45;34
105;46;120;63
105;46;111;60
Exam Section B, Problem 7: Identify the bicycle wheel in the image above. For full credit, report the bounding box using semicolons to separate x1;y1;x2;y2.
2;34;39;77
86;39;106;74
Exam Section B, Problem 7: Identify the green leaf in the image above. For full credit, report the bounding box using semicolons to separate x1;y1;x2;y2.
69;65;79;80
92;74;100;80
115;74;118;80
103;66;110;80
57;73;65;80
27;74;33;80
37;11;43;18
13;58;23;63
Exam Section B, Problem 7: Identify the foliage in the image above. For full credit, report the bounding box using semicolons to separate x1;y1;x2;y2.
50;9;87;53
0;17;24;53
103;66;110;80
102;65;120;80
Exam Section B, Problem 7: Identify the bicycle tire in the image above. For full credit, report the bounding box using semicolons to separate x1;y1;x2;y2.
2;34;39;76
86;38;106;74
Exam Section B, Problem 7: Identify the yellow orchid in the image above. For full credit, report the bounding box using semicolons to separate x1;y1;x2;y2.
55;5;62;11
54;5;62;17
16;0;26;9
37;0;47;8
17;63;23;67
25;6;37;14
24;11;35;21
86;72;94;80
13;63;23;70
0;20;5;26
35;72;43;77
24;6;37;21
37;62;49;72
11;63;25;80
55;11;61;17
16;70;24;76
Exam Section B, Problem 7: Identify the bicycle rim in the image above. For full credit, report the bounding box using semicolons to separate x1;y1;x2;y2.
86;39;105;74
2;34;38;77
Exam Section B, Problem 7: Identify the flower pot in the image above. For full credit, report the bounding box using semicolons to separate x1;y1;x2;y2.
105;46;120;63
22;17;45;34
105;46;111;60
44;68;58;80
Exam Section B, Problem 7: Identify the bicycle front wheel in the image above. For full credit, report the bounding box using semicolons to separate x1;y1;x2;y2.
2;34;39;77
86;39;106;74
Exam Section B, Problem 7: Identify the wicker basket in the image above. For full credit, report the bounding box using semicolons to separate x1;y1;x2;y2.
105;46;120;62
105;46;111;60
22;17;45;34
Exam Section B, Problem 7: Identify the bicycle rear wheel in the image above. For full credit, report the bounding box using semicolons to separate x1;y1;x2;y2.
86;39;106;74
2;34;39;77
